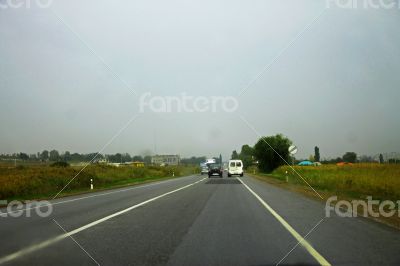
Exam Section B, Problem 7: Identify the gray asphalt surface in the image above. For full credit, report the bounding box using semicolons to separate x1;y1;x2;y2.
0;174;400;266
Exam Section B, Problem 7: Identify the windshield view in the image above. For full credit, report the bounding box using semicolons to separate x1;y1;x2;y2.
1;0;400;265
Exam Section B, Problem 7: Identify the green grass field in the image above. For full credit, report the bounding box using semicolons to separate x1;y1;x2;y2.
254;164;400;201
0;163;199;201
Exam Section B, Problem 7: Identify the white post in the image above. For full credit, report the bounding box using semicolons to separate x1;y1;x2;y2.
90;179;94;190
173;172;175;177
285;171;289;183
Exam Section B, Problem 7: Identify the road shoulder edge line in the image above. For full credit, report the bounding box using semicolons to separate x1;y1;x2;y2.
237;177;331;266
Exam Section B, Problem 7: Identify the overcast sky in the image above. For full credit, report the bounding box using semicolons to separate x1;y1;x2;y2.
1;0;400;160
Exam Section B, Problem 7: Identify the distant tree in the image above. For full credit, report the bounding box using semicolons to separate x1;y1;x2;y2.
63;151;71;162
343;152;357;163
181;156;206;165
18;153;29;161
239;145;254;169
314;146;320;162
49;150;60;161
70;153;82;162
121;153;132;163
231;150;239;160
359;155;374;163
254;134;292;173
132;155;144;162
40;150;49;161
108;153;122;163
309;155;315;162
379;154;384;164
144;155;152;164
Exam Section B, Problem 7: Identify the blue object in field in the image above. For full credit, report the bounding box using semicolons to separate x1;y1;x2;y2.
298;161;313;166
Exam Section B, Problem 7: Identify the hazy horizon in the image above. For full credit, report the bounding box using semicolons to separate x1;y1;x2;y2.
1;0;400;160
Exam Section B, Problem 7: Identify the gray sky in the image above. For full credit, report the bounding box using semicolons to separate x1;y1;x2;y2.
1;0;400;159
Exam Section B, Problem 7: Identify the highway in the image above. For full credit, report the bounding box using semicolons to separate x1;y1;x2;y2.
0;174;400;266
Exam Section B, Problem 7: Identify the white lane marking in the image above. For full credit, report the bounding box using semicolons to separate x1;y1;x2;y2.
0;175;197;217
237;177;331;266
0;178;207;265
53;219;101;266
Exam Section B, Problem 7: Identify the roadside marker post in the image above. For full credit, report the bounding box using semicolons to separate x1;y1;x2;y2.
90;179;93;190
288;145;298;173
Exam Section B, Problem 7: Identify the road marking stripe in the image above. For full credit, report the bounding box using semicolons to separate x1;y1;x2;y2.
0;175;196;217
0;177;207;265
237;177;331;266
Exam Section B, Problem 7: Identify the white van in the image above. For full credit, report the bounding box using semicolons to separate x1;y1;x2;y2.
228;160;244;177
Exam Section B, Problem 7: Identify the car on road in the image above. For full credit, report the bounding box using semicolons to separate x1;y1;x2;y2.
208;163;223;178
228;160;244;177
201;165;209;175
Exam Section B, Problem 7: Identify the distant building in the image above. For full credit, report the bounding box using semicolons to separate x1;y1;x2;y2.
132;161;145;168
151;155;180;166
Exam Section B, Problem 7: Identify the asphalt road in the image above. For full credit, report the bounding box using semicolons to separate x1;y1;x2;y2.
1;174;400;266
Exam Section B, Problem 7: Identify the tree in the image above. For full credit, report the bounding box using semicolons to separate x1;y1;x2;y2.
254;134;292;173
231;150;239;160
40;150;49;161
18;153;29;161
70;153;82;162
132;155;144;162
379;154;384;164
343;152;357;163
49;150;60;161
121;153;132;163
63;151;71;162
239;144;254;169
314;146;320;162
181;156;206;165
108;153;122;163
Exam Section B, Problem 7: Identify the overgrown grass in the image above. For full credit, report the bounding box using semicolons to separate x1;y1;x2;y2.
0;164;199;200
257;164;400;201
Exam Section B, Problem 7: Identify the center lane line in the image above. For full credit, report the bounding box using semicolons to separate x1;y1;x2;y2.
0;177;207;265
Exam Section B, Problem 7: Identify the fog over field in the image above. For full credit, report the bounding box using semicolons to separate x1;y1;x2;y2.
1;0;399;159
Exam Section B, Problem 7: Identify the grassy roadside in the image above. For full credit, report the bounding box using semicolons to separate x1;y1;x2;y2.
0;164;199;201
248;164;400;229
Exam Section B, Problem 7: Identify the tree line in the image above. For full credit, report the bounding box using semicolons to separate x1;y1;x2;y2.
0;152;212;165
0;151;153;164
231;134;399;173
